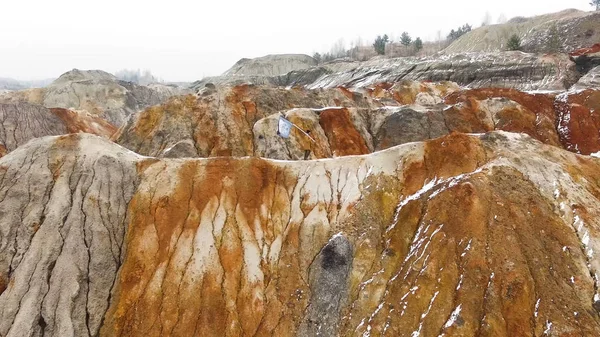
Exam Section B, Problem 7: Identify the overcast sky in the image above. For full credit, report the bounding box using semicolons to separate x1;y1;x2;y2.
0;0;594;82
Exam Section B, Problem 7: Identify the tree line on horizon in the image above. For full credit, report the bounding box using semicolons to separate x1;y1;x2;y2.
312;22;477;64
114;69;163;85
311;1;597;65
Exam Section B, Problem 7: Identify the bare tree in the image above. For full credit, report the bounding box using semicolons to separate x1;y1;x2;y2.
497;13;507;24
115;69;161;85
482;11;492;26
355;36;363;48
330;38;346;58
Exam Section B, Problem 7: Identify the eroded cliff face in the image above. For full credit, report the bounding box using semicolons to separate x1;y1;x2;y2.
114;82;600;160
2;131;600;336
0;103;116;158
573;66;600;89
114;85;367;158
0;135;138;337
49;108;117;138
0;103;67;156
193;52;580;91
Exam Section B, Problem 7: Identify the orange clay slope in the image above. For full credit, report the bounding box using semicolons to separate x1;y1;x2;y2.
1;131;600;336
114;83;600;159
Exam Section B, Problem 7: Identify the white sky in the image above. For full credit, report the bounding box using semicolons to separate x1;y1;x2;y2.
0;0;594;82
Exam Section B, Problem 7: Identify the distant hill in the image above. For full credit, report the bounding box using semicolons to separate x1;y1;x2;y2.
443;9;600;54
0;77;55;90
0;69;188;126
222;54;317;77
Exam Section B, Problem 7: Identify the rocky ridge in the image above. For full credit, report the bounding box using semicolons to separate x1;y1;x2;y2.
0;69;188;127
222;54;317;77
2;130;600;336
2;29;600;337
193;52;581;92
116;81;600;160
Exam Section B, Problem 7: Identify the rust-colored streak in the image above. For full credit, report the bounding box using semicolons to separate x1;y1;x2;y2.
556;102;600;154
337;86;355;100
343;149;600;335
494;105;538;139
424;132;486;180
318;108;370;156
135;159;161;175
445;88;564;147
191;105;219;158
391;83;420;105
443;98;494;133
365;177;490;336
569;43;600;57
102;158;304;337
555;90;600;155
446;88;557;121
223;85;260;156
0;274;6;295
567;90;600;108
50;108;117;138
45;134;84;182
127;95;198;141
285;114;331;159
0;144;6;158
369;82;395;99
5;130;600;335
401;159;427;197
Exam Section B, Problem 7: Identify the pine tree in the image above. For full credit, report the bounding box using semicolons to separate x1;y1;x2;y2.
506;34;521;51
547;24;562;53
414;37;423;52
400;32;412;46
312;52;322;64
448;29;456;40
592;0;600;11
447;24;473;41
373;35;389;55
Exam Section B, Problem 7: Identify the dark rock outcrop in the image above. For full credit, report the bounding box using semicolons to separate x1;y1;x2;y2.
573;65;600;89
298;234;353;337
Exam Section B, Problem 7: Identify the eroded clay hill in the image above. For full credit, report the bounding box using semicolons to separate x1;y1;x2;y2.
114;81;600;160
2;131;600;336
0;103;115;158
0;69;188;127
2;40;600;337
